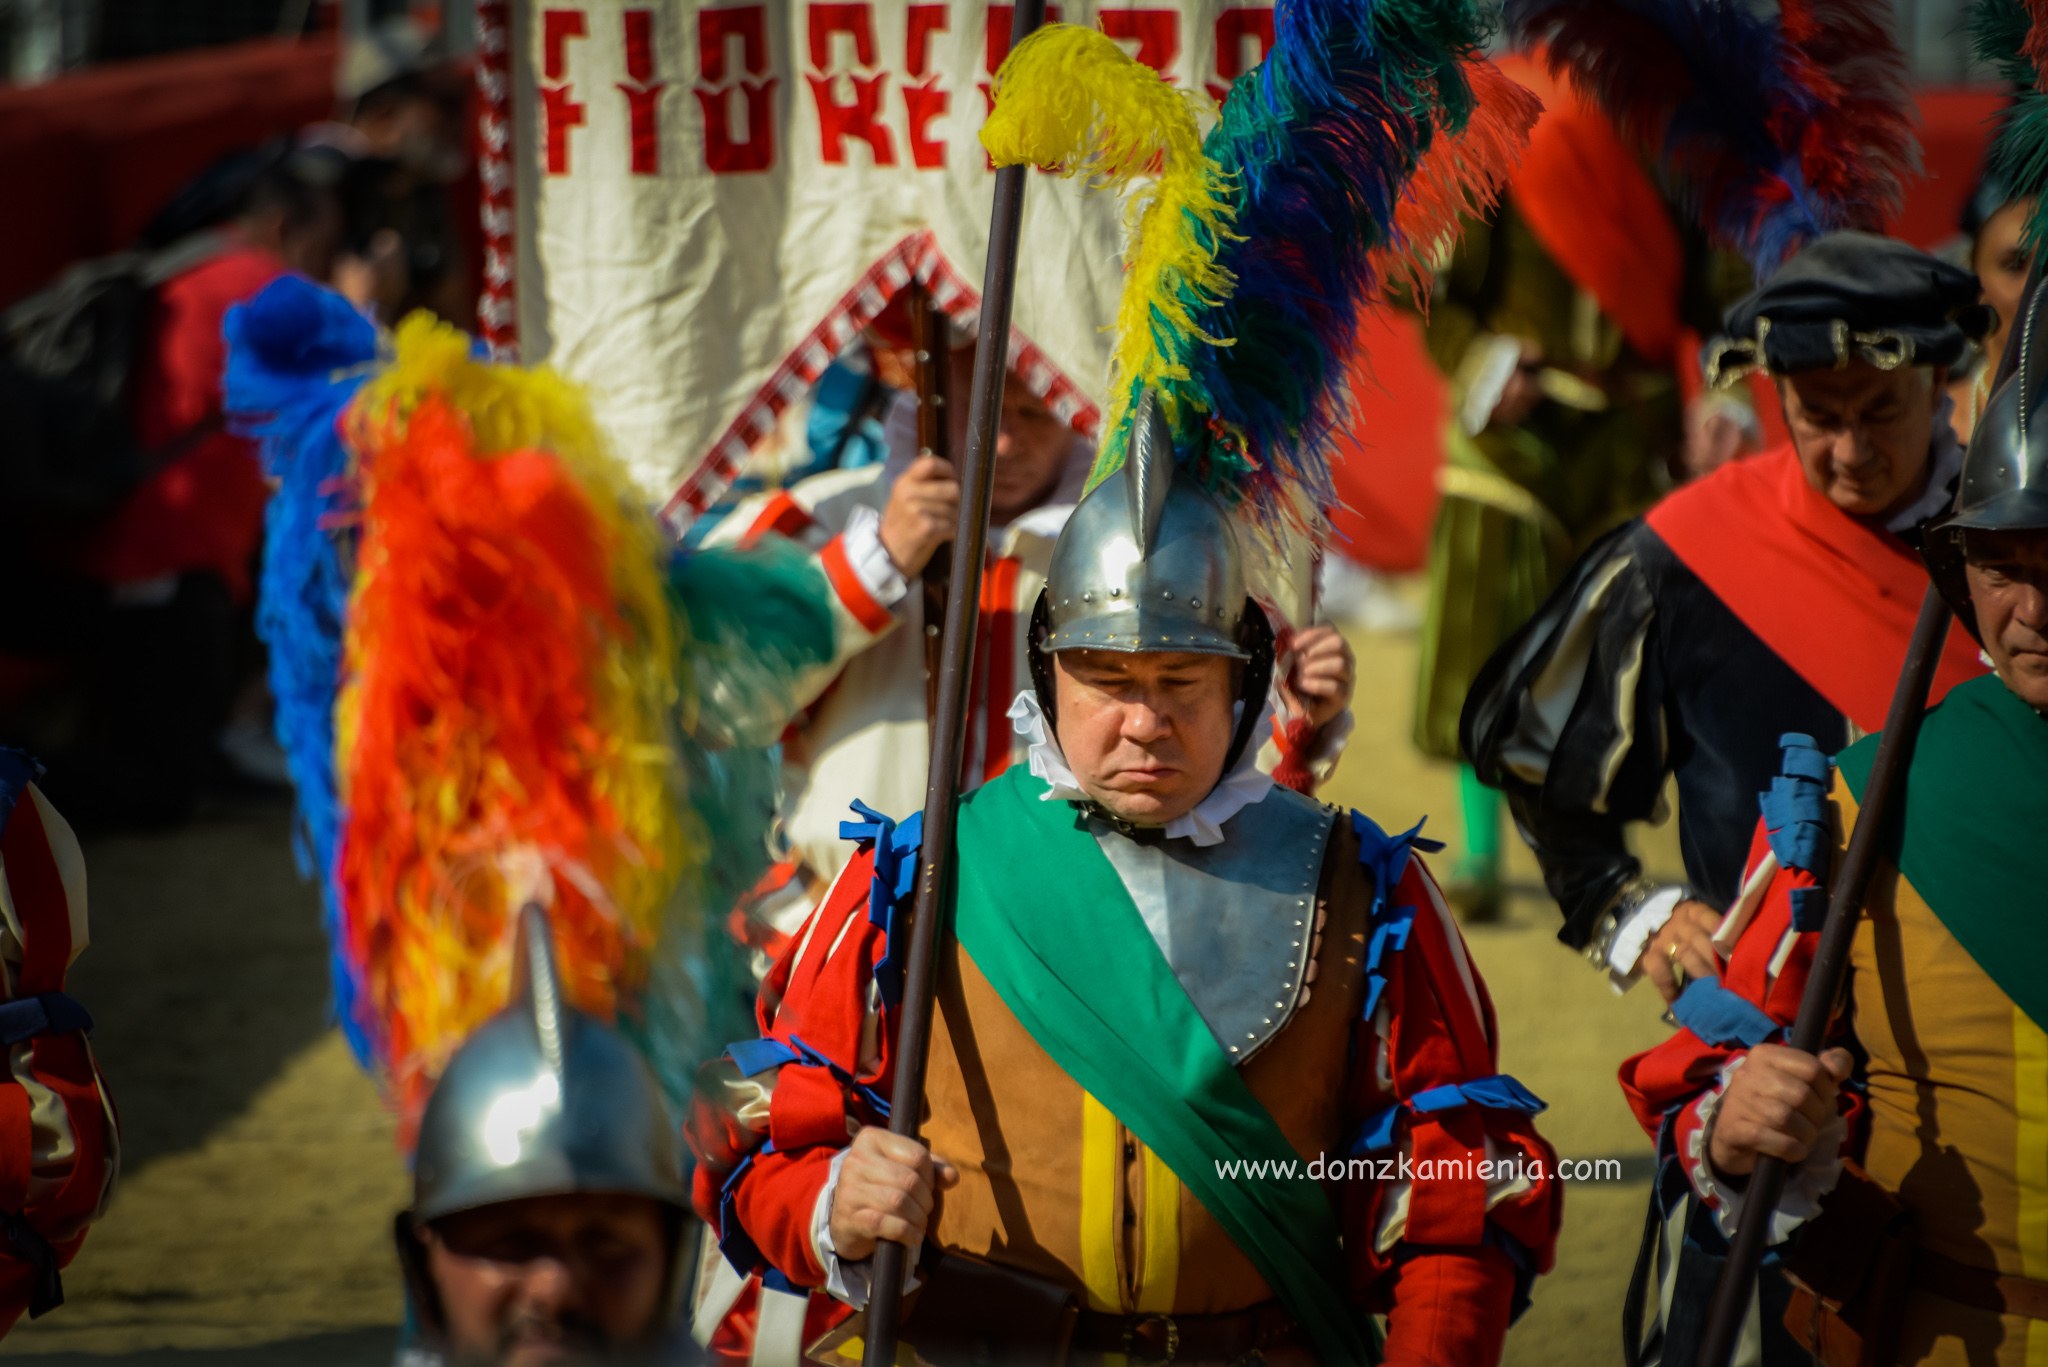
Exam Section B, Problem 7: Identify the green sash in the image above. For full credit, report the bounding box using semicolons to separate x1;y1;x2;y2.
951;768;1377;1365
1836;673;2048;1032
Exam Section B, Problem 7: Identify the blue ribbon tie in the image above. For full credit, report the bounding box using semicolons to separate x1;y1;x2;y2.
838;800;924;1006
1754;735;1834;932
720;1033;891;1120
1353;812;1444;1023
1347;1073;1547;1156
0;994;90;1047
1670;976;1783;1048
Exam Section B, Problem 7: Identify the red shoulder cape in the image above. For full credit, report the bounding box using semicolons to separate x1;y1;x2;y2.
1643;445;1986;734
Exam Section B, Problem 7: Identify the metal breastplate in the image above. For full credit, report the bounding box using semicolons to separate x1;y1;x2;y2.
1090;787;1337;1062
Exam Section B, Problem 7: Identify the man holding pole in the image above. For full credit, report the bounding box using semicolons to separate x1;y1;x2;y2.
687;5;1555;1358
1617;307;2048;1364
691;397;1562;1366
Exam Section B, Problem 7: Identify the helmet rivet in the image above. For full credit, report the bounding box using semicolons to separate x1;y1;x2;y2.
1111;587;1122;597
1082;592;1092;603
1162;590;1173;600
1190;597;1201;609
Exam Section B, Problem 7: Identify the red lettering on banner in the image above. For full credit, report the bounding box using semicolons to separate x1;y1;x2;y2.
1207;8;1276;103
696;6;777;174
618;9;665;174
543;8;585;79
903;4;949;168
806;4;894;166
540;8;587;174
1099;9;1180;77
906;5;947;76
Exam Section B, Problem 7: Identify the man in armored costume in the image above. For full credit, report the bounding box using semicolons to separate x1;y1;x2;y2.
692;398;1563;1366
1620;285;2048;1365
396;907;695;1367
698;333;1355;973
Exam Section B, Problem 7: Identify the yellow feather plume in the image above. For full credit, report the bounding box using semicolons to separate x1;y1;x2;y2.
980;23;1237;480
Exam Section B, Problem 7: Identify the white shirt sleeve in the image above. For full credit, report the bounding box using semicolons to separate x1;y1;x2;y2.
839;504;911;610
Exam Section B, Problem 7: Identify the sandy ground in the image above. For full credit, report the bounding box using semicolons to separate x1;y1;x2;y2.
3;607;1685;1365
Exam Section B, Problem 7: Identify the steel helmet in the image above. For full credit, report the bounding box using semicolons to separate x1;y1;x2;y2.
1925;279;2048;641
410;904;687;1223
1028;390;1276;768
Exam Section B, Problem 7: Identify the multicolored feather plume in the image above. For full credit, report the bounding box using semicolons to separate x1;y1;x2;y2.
1972;0;2048;253
337;314;687;1134
985;0;1533;550
980;23;1236;477
1505;0;1920;274
229;282;828;1140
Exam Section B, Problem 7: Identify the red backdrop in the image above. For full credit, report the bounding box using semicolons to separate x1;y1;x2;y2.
0;37;341;310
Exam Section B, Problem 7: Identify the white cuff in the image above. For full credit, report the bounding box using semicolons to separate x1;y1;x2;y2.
1458;333;1524;437
810;1148;922;1309
1604;885;1688;994
1688;1054;1844;1245
840;505;911;609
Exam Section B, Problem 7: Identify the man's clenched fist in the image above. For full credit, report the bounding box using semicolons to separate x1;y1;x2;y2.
878;456;962;578
828;1126;959;1261
1707;1044;1854;1179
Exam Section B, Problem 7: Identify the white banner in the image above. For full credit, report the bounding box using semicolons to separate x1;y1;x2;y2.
506;1;1279;519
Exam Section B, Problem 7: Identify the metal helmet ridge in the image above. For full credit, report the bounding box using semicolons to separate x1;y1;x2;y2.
409;903;687;1223
1925;278;2048;641
1028;390;1276;766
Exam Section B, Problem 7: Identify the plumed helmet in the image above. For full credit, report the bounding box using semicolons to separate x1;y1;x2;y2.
1028;391;1275;767
410;904;687;1224
1924;278;2048;641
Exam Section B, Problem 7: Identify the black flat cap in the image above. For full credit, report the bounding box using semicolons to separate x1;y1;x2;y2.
1707;231;1994;388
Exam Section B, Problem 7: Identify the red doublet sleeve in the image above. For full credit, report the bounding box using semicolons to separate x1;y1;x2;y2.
686;846;899;1288
1615;815;1864;1212
1378;1246;1518;1367
1343;841;1562;1366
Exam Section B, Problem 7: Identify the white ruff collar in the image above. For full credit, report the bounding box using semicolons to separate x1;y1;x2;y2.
1005;690;1274;847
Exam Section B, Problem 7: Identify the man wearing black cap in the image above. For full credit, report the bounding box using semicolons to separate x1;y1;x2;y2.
1617;287;2048;1366
1461;232;1993;1002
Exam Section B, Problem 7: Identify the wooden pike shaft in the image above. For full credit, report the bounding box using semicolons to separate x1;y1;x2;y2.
863;2;1046;1357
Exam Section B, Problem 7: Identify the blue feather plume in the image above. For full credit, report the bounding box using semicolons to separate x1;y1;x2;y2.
1162;0;1498;543
1507;0;1917;274
223;276;380;1065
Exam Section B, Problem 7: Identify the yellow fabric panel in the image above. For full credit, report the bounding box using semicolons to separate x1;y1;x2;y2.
1136;1145;1182;1314
2016;1011;2048;1367
1079;1092;1124;1314
2017;1008;2048;1283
